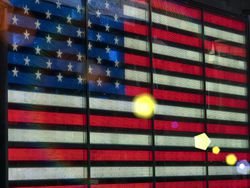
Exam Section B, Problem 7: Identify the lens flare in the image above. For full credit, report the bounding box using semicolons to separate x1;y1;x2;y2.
194;133;211;151
171;121;179;129
212;146;220;155
226;154;237;166
133;94;156;119
236;160;250;175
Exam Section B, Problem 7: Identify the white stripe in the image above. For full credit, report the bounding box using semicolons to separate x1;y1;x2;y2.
125;69;150;83
209;166;249;176
156;166;206;177
156;104;203;118
153;73;203;90
153;43;202;62
8;129;85;143
124;37;149;52
155;135;194;147
207;109;248;122
91;167;152;178
123;5;148;21
211;138;249;149
8;90;85;108
152;12;201;33
206;82;247;96
155;135;248;149
9;167;86;180
205;26;245;44
205;54;246;70
90;132;151;146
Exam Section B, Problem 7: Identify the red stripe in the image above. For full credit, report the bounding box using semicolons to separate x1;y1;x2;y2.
153;58;202;76
155;151;206;161
206;95;247;109
124;21;148;36
9;148;87;161
204;12;245;32
207;124;249;136
90;115;151;130
206;68;247;83
92;183;153;188
152;0;201;19
8;109;85;126
125;85;150;96
125;53;150;67
91;150;152;161
156;181;206;188
11;186;87;188
209;179;250;188
208;152;250;162
154;89;203;104
153;28;202;48
130;0;148;6
205;40;246;58
155;120;204;133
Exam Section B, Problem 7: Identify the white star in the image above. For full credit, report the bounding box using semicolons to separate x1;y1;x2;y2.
56;0;62;9
114;36;119;45
77;52;83;61
97;77;102;87
12;43;18;51
115;80;120;88
56;49;63;58
46;34;52;43
115;59;119;67
67;15;72;24
12;15;18;25
24;56;30;66
96;10;101;17
35;70;42;80
12;67;18;77
35;0;40;4
105;46;110;53
96;33;101;41
68;63;73;71
77;75;83;84
45;10;51;19
88;42;92;50
76;4;82;13
35;46;41;55
67;38;73;47
23;30;30;40
97;56;102;64
88;65;93;74
23;5;29;15
46;59;52;69
56;24;62;33
77;28;83;37
57;73;63;82
105;1;109;9
34;20;41;29
88;19;92;28
106;68;111;77
114;14;118;22
105;24;110;32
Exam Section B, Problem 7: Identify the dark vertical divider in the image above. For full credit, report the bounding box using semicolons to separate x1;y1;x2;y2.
0;31;8;188
148;0;156;188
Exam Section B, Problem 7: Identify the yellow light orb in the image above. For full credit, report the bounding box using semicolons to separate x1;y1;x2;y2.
133;94;156;119
212;146;220;155
226;154;237;166
194;133;211;151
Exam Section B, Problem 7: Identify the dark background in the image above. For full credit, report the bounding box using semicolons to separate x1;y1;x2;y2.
195;0;250;15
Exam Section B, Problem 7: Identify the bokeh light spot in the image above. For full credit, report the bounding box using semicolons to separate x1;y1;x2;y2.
194;133;211;151
226;154;237;166
212;146;220;155
236;160;250;175
133;94;156;119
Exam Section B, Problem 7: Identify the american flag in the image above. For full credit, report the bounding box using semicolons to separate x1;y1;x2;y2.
7;0;250;187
